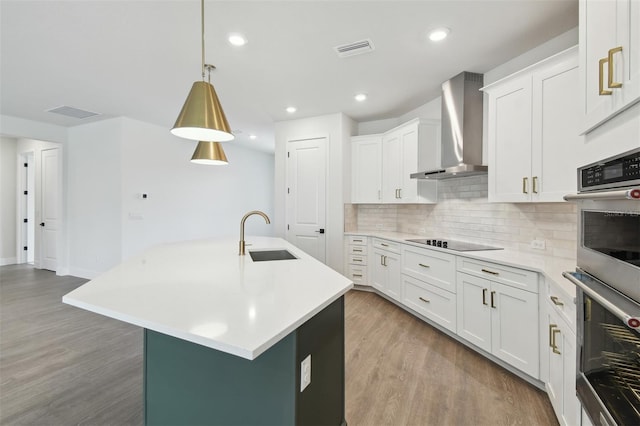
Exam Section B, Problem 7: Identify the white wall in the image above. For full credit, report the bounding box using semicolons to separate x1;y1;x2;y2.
65;117;275;278
275;113;354;274
66;119;123;278
0;115;67;144
0;137;18;265
120;117;275;260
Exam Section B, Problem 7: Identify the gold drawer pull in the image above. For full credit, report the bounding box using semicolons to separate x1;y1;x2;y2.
552;328;561;355
549;324;556;348
418;263;430;268
482;288;488;305
353;239;363;243
352;274;363;278
532;176;538;194
599;57;613;95
481;268;499;276
353;248;363;252
352;259;362;262
608;46;623;89
381;243;389;247
490;291;496;308
419;297;430;303
550;296;564;306
522;177;528;194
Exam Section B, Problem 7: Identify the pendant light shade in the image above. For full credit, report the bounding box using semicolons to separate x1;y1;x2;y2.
190;141;228;165
172;81;234;142
171;0;234;143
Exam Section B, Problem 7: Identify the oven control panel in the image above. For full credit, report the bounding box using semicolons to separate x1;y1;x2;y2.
579;148;640;191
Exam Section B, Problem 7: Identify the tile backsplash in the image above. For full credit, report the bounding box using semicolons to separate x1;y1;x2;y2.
345;175;577;259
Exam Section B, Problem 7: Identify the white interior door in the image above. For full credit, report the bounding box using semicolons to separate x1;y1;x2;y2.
286;138;326;263
40;148;59;271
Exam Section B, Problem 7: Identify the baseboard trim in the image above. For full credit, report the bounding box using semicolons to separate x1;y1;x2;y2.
0;257;17;266
68;267;100;280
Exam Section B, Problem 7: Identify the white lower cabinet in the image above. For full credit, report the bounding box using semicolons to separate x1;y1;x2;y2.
345;235;369;285
371;245;401;301
456;271;540;379
403;275;456;333
544;282;578;426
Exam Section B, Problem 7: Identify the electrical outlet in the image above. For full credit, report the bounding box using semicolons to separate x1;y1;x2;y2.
530;239;546;250
300;355;311;391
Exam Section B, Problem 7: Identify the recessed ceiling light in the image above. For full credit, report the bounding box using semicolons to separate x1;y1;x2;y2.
249;134;257;140
228;33;247;46
286;106;297;113
355;93;367;102
428;28;450;42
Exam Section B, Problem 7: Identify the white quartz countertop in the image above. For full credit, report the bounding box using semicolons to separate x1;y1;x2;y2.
63;237;353;360
345;230;577;299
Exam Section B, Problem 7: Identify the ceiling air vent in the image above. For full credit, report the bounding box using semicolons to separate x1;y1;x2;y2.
46;105;100;119
334;39;374;58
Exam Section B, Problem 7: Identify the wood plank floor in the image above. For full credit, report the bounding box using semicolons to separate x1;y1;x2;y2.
1;265;557;425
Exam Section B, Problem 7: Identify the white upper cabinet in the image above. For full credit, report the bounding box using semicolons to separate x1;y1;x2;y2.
351;118;438;205
484;47;582;202
580;0;640;134
351;135;383;203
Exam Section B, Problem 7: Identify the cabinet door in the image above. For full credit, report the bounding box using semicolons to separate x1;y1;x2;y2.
398;125;418;203
384;252;402;301
351;137;382;203
618;0;640;109
456;272;492;353
491;282;539;379
382;132;402;203
546;309;563;422
560;324;578;426
371;249;387;293
487;74;533;202
532;53;581;201
580;0;618;133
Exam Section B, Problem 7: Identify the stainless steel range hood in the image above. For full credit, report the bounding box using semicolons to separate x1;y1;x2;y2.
411;71;486;180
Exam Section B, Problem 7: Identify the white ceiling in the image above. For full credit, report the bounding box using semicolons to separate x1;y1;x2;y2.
0;0;578;153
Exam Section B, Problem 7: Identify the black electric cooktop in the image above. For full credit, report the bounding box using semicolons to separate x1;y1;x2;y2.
405;238;503;252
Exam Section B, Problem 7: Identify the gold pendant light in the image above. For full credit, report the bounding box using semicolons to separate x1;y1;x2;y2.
171;0;234;142
190;141;228;165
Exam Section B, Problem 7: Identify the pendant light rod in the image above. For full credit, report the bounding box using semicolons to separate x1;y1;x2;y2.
201;0;205;80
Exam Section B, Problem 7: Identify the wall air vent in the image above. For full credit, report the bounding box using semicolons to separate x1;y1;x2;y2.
334;39;374;58
46;105;100;119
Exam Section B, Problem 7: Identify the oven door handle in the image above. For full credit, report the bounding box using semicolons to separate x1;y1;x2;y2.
563;270;640;331
563;187;640;201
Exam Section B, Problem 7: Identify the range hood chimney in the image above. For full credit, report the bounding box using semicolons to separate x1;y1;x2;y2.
411;71;486;180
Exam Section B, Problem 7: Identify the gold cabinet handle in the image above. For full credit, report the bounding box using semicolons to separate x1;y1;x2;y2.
383;255;387;267
552;328;561;354
481;268;499;276
482;288;488;306
418;263;430;268
353;239;363;243
608;46;623;89
353;248;363;252
549;324;556;348
353;259;362;262
490;291;496;308
398;188;402;199
419;297;430;303
550;296;564;306
352;274;363;278
395;189;399;199
599;57;613;95
522;177;528;194
532;176;538;194
380;255;384;266
378;189;381;200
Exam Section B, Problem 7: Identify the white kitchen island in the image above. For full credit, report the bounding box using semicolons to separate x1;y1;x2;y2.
63;236;353;426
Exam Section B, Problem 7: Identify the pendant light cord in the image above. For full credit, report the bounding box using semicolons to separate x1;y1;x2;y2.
201;0;205;80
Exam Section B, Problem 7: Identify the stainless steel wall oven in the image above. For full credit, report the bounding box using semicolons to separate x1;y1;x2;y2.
564;147;640;426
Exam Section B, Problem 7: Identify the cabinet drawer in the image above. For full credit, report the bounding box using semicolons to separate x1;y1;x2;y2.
457;257;538;293
402;275;456;333
347;254;367;266
372;238;401;254
347;235;368;246
347;264;368;285
348;245;368;256
402;246;456;293
547;280;576;332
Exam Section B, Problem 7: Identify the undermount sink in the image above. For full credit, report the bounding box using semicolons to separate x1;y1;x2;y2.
249;249;297;262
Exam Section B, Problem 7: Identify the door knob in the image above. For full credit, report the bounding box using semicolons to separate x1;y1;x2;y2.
314;229;325;234
39;222;45;227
